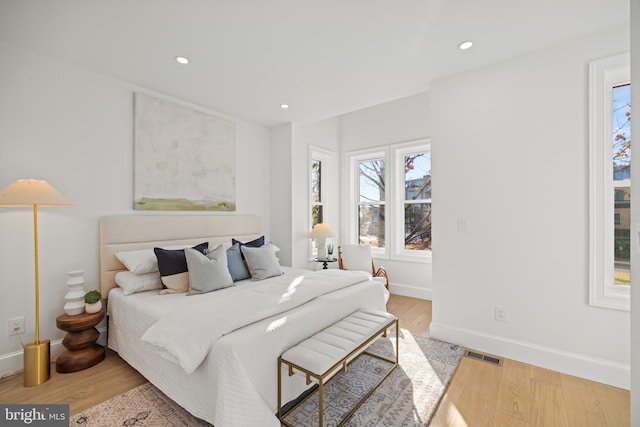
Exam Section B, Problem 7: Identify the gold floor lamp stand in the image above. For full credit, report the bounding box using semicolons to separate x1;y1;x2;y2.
0;179;74;387
23;339;50;387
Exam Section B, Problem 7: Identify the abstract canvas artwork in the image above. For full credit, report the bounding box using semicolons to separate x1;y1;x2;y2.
133;92;236;211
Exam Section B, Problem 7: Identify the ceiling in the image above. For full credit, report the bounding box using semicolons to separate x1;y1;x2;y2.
0;0;629;127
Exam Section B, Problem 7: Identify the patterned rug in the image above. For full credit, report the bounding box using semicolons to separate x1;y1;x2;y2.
70;331;463;427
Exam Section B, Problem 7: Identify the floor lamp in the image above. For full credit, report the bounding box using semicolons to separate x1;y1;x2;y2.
0;179;73;387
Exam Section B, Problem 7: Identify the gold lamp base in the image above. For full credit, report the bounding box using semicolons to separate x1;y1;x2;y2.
23;339;50;387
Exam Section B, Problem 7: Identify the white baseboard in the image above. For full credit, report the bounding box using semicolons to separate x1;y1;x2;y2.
389;282;432;300
430;322;630;390
0;327;107;380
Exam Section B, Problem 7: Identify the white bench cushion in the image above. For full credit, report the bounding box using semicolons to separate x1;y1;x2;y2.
281;310;395;376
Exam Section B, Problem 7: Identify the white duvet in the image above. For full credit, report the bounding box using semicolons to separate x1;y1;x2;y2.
141;269;371;373
108;268;388;427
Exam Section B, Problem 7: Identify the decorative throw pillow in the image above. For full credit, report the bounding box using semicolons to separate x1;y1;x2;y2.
115;244;191;274
115;271;163;295
232;236;265;258
226;242;251;282
339;244;373;272
240;245;283;281
185;245;233;295
115;248;158;274
154;242;208;294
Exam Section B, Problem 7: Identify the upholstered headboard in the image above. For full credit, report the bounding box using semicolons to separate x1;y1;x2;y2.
99;215;262;297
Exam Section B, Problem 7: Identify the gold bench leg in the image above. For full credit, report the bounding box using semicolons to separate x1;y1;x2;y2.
319;379;324;427
277;357;282;419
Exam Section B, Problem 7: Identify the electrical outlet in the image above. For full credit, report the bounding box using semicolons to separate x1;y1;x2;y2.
494;306;508;323
8;317;25;336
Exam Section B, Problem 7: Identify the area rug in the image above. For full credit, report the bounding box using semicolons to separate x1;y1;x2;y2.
70;331;463;427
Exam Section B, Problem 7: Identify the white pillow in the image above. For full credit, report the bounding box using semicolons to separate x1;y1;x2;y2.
340;244;373;272
115;271;162;295
115;245;190;274
267;242;281;253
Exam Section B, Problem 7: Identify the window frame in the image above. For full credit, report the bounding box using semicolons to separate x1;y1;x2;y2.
588;52;631;311
347;147;389;258
346;139;432;264
391;139;432;262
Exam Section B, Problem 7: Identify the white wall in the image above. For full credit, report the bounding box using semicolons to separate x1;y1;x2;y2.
630;0;639;421
269;118;341;270
269;124;293;266
292;119;340;270
0;42;271;377
339;92;432;299
430;27;630;388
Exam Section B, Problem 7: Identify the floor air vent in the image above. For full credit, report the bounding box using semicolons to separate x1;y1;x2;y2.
464;350;503;366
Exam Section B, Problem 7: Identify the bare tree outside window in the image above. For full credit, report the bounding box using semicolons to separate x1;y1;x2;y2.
358;159;385;247
357;153;432;251
404;153;431;251
311;159;323;227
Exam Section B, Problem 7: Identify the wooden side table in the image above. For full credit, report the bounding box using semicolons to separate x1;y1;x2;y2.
55;308;105;373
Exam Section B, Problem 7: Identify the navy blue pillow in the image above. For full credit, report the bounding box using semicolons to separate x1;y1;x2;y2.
154;242;208;293
232;236;265;249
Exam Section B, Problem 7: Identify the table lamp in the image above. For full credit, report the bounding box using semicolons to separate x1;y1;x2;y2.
0;179;74;386
308;223;336;261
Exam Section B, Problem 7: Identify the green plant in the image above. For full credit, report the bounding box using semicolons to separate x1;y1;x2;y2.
84;290;102;304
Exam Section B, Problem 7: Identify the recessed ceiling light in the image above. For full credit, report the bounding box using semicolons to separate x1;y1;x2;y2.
280;104;289;109
175;56;190;64
458;41;474;50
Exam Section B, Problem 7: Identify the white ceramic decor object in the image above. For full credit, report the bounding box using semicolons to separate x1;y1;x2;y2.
64;270;86;316
85;301;102;314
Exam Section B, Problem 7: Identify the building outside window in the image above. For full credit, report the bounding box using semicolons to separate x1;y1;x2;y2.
401;151;431;251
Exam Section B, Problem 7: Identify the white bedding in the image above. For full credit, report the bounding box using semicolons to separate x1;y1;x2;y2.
142;269;372;373
108;267;388;427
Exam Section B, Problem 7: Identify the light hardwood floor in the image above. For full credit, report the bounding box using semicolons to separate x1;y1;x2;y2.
0;294;630;426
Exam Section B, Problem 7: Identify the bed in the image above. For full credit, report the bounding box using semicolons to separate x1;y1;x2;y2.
100;215;389;427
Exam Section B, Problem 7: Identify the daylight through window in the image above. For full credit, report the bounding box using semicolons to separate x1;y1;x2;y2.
589;53;631;310
348;139;431;261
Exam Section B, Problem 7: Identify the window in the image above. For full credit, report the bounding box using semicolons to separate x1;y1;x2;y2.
309;146;336;259
589;53;631;310
311;159;323;227
396;146;432;254
347;139;431;262
358;157;386;248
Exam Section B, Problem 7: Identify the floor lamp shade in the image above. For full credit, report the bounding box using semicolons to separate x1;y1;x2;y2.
0;179;74;386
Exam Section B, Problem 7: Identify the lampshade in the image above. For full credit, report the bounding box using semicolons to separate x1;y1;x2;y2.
0;179;74;207
307;223;336;239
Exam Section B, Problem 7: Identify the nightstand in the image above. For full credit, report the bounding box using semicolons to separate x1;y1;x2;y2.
55;308;105;373
314;257;337;270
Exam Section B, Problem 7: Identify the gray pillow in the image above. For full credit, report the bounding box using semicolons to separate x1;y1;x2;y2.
185;246;233;295
240;245;283;281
